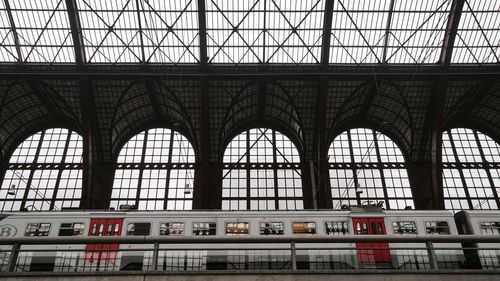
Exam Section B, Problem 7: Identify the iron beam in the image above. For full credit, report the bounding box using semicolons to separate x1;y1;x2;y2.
65;0;86;65
439;0;465;66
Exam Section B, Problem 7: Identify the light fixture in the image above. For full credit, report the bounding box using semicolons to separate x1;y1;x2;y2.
184;183;191;195
7;184;16;196
355;183;363;194
119;204;136;210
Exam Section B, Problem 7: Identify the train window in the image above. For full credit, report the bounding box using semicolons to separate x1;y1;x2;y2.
425;221;450;235
392;221;417;235
260;222;284;235
225;222;249;236
114;223;120;235
59;223;85;236
126;223;151;236
292;222;316;235
480;222;500;235
193;222;216;236
25;223;51;237
325;221;349;235
160;222;184;236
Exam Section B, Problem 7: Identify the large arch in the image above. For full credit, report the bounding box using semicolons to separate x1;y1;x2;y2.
330;81;412;159
221;128;304;210
218;81;304;159
0;128;83;211
0;80;79;162
111;80;197;160
110;128;195;210
329;128;414;210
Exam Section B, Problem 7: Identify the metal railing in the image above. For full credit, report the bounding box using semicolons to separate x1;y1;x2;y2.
0;235;500;273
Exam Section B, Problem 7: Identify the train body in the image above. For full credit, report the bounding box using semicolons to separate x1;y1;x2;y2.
0;208;496;271
455;210;500;269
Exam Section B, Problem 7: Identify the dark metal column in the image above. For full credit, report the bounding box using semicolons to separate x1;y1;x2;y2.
309;0;335;210
310;78;332;209
193;0;219;209
80;76;114;210
429;80;447;210
192;78;220;209
409;80;447;210
0;161;7;195
79;76;94;209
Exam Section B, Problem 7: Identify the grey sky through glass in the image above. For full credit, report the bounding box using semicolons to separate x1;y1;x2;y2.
1;0;498;64
0;128;82;211
110;128;195;210
329;128;414;209
442;128;500;212
222;128;303;210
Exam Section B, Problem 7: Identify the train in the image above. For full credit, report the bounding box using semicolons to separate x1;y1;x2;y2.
0;206;498;272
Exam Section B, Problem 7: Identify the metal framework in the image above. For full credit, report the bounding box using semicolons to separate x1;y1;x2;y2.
0;0;499;65
0;0;500;211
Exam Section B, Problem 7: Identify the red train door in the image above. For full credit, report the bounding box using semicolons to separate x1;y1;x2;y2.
84;218;123;267
352;218;391;265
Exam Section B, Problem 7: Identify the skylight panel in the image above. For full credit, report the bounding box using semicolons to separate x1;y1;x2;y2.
139;0;199;63
206;0;324;64
78;0;199;64
329;0;390;64
78;0;142;63
265;0;324;64
386;0;452;64
452;0;500;63
206;0;266;63
9;0;75;63
0;1;18;62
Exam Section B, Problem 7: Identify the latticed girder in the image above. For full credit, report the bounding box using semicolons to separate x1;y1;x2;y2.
0;0;499;65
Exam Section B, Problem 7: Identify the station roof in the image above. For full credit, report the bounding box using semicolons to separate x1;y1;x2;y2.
0;0;498;65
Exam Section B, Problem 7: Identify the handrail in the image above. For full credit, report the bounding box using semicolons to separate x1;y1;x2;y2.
1;234;499;245
2;235;500;273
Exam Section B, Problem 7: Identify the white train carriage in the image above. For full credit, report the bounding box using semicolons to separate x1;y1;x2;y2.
0;208;465;271
455;210;500;269
378;209;463;269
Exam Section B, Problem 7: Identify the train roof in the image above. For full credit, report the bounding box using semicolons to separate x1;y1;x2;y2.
0;209;456;220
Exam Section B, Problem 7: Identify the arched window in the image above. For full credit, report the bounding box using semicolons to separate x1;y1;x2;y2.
110;128;195;210
329;128;414;210
222;128;303;210
0;128;83;211
442;128;500;211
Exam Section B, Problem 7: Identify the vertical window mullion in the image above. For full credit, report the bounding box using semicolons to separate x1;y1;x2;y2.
20;131;45;210
448;130;474;209
164;130;174;209
272;130;279;210
373;130;390;209
135;132;148;208
347;131;361;206
246;130;251;210
49;131;72;210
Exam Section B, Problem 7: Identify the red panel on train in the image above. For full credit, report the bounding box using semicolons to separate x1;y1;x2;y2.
352;217;391;264
84;218;123;265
